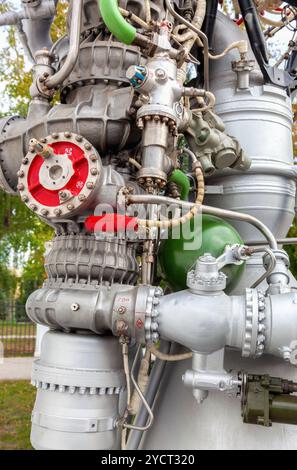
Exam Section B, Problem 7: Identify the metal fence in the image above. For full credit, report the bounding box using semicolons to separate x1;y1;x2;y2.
0;305;36;357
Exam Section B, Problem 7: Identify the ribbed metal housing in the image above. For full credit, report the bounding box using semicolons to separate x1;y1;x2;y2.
44;234;139;285
31;331;125;450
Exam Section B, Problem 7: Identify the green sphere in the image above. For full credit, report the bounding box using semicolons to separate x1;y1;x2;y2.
158;214;245;293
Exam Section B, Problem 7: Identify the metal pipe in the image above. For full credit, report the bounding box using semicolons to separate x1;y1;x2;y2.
126;341;171;450
0;10;25;26
247;238;297;246
127;194;278;249
123;345;154;432
165;0;210;90
250;247;277;288
99;0;137;45
45;0;83;89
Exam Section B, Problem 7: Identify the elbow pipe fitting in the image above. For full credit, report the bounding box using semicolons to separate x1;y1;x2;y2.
168;170;190;201
156;290;234;354
0;11;25;26
98;0;137;46
152;288;297;365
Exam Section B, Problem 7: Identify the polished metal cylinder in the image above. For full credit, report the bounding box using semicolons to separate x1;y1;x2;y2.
30;331;125;450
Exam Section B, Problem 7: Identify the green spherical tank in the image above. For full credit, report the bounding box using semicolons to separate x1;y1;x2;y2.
158;214;245;293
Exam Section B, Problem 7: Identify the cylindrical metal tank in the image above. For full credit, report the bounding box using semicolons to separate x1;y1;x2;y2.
141;12;297;451
205;13;296;243
30;331;125;450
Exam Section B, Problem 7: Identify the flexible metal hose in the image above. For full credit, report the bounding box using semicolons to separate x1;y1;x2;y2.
150;344;193;362
128;195;278;249
138;161;205;229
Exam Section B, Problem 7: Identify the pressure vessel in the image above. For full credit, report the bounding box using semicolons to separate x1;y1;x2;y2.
158;214;244;293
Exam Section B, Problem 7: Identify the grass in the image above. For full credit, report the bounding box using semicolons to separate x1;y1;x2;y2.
0;381;35;450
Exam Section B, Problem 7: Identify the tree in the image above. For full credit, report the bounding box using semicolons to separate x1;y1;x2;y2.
0;1;67;318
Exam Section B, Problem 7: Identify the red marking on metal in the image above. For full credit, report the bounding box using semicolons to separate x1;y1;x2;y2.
85;214;139;233
136;319;144;329
27;141;89;207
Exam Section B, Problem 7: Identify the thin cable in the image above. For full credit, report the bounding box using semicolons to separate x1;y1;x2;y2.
119;8;150;30
122;343;131;406
165;0;210;90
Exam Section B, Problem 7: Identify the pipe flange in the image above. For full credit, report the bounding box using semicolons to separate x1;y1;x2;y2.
255;290;266;358
134;285;163;344
242;288;266;358
242;288;258;358
18;132;102;219
187;270;227;293
144;286;163;343
0;116;26;195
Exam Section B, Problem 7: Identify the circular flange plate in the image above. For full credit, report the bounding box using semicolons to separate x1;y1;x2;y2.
18;132;102;219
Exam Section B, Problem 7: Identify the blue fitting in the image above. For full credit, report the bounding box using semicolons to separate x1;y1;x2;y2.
127;65;147;89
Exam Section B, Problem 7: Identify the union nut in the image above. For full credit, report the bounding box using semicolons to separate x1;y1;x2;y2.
115;319;129;335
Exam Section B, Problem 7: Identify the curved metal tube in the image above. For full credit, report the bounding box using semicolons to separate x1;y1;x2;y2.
98;0;137;45
127;341;171;450
45;0;83;89
165;0;209;90
123;345;154;432
127;194;278;249
250;247;277;288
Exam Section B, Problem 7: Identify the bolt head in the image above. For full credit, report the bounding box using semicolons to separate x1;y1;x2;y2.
71;303;80;312
59;191;67;199
118;306;127;315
